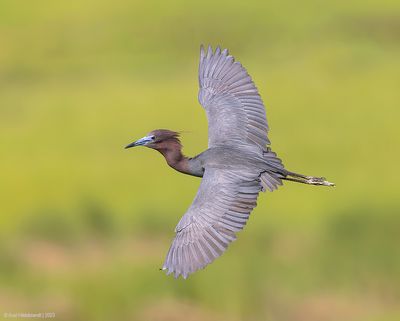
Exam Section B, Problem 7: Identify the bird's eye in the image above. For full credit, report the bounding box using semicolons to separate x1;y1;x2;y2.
150;135;156;140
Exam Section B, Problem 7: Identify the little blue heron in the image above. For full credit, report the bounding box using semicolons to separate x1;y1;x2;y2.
125;45;334;279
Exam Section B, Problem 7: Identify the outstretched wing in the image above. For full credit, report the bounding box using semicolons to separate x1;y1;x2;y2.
162;167;262;278
198;45;270;150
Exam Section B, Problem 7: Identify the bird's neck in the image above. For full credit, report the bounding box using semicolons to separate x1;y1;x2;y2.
156;142;190;175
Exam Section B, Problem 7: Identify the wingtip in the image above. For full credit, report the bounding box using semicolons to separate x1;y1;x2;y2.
161;265;191;280
207;44;213;58
200;44;204;53
200;44;229;57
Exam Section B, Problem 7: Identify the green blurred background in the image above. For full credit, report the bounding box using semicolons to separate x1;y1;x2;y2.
1;0;399;320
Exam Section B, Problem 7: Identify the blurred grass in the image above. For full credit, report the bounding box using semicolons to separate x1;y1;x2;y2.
0;0;399;320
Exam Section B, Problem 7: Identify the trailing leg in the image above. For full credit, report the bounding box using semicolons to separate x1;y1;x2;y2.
283;170;335;187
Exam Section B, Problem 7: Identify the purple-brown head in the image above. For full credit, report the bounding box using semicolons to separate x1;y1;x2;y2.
125;129;182;151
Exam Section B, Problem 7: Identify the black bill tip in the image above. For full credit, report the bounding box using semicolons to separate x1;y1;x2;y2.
124;142;136;149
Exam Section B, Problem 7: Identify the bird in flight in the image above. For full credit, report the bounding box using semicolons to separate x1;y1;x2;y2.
125;45;334;279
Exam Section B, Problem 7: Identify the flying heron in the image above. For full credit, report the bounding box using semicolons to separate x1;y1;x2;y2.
125;45;334;279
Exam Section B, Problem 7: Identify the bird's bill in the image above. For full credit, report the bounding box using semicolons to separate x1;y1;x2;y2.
125;135;153;148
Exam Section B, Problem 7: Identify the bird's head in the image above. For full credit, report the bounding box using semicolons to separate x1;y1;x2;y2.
125;129;182;151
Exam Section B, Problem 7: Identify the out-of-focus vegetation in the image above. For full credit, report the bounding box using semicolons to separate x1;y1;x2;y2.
0;0;399;320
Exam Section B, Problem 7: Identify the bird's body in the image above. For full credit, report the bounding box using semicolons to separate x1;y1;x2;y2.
189;147;282;179
126;45;334;279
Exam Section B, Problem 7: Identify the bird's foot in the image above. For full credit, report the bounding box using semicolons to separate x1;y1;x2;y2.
305;176;335;187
